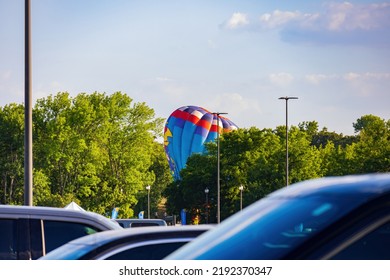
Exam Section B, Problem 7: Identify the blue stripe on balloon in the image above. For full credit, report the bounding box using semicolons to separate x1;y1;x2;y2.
181;120;197;167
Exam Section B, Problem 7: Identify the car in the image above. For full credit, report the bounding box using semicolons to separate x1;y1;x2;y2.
39;224;213;260
0;205;123;260
115;218;167;228
166;173;390;260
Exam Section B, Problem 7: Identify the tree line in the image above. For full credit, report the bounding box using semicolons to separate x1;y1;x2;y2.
0;92;172;218
0;92;389;222
164;114;390;223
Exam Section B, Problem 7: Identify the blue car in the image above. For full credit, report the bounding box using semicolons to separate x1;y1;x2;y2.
166;173;390;260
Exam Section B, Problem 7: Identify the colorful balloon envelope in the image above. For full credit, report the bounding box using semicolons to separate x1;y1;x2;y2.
164;105;238;180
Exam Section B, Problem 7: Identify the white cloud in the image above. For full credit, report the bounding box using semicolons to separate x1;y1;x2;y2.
256;3;390;32
156;77;173;82
224;12;249;29
343;72;390;81
269;72;294;87
305;74;331;84
326;2;354;31
259;10;303;29
206;92;262;127
325;2;390;31
304;72;390;85
365;72;390;80
223;3;390;46
343;72;361;81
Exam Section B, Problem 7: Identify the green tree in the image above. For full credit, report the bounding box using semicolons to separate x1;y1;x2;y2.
0;104;25;204
299;121;357;148
220;128;284;217
164;153;216;224
33;92;164;216
352;115;390;173
133;142;173;219
287;126;323;181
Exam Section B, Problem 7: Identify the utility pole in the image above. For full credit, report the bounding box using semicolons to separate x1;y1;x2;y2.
212;112;227;223
278;96;298;186
24;0;33;206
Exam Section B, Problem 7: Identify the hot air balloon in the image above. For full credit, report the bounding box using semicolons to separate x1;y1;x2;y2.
164;105;238;180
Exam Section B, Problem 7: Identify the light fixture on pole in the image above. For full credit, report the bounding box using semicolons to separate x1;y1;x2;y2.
146;185;151;219
238;185;244;211
278;96;298;186
212;112;228;224
204;187;209;224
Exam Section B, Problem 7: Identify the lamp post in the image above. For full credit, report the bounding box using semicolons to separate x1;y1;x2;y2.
146;185;151;219
24;0;33;206
212;112;227;224
278;96;298;186
204;187;209;224
238;185;244;211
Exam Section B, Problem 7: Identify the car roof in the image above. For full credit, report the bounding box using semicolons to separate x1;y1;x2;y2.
67;224;214;247
39;224;214;259
0;205;123;230
268;173;390;199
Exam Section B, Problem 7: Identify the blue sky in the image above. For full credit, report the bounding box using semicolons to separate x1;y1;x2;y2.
1;0;389;135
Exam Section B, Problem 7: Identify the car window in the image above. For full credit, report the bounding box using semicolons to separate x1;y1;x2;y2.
331;221;390;260
104;242;186;260
130;222;162;227
43;220;99;253
170;196;365;260
217;199;342;259
0;219;17;260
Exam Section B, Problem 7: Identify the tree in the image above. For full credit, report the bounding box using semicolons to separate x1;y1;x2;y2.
164;153;216;224
299;121;357;148
287;126;323;181
221;128;284;216
1;93;388;223
33;92;164;216
133;142;173;218
0;104;25;204
352;115;390;173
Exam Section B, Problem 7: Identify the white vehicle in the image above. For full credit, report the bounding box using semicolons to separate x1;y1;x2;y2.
0;205;122;260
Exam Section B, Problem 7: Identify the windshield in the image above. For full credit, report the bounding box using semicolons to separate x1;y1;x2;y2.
168;195;364;259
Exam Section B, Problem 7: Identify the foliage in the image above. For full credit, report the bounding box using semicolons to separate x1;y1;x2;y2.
165;116;390;223
0;92;167;217
0;104;25;204
0;93;388;224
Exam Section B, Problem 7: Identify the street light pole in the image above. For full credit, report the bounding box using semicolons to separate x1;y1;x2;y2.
213;112;227;224
278;96;298;186
204;187;209;224
239;185;244;211
24;0;33;206
146;185;151;219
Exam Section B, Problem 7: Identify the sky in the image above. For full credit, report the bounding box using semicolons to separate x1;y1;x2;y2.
1;0;389;136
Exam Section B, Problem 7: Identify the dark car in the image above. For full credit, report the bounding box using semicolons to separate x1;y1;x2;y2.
39;225;213;260
0;205;123;260
115;218;167;228
166;173;390;260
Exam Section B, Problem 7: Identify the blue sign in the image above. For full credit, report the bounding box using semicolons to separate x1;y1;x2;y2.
180;209;186;225
138;211;144;219
111;207;119;219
